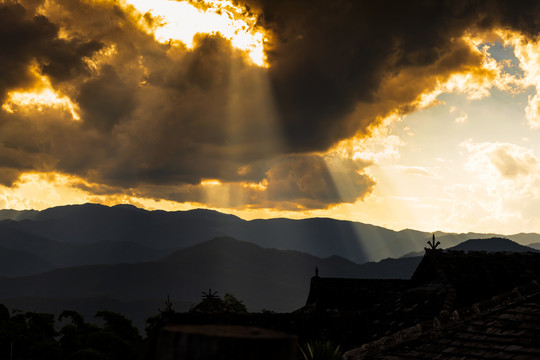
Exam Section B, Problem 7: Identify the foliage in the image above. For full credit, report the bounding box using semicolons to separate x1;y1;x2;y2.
58;310;100;358
299;340;343;360
191;290;248;314
95;310;141;344
145;295;177;337
0;304;8;322
223;293;247;313
0;306;141;360
0;292;249;359
160;294;175;315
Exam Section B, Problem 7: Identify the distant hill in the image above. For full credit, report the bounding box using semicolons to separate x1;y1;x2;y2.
449;237;539;253
0;203;442;263
0;227;171;267
506;233;540;245
0;209;38;221
403;237;539;258
0;203;245;250
1;204;539;333
0;203;539;264
0;237;419;314
0;245;55;277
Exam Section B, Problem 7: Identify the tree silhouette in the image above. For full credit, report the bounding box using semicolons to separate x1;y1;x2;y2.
58;310;99;358
160;294;174;315
59;310;87;329
145;295;177;337
0;305;143;360
92;311;141;360
95;310;141;344
223;293;247;313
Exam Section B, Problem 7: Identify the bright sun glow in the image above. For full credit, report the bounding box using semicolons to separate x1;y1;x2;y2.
2;65;80;121
123;0;267;67
200;179;222;186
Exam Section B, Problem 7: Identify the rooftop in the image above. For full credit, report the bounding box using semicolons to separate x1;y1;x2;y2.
341;250;540;358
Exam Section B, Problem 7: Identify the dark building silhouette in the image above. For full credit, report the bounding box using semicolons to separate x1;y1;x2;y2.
155;247;540;359
303;249;540;359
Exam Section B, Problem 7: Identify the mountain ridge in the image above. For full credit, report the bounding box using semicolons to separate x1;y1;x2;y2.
0;226;171;273
0;203;539;264
0;236;409;313
2;236;532;312
450;237;539;253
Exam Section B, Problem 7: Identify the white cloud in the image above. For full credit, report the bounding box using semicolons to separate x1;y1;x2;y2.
395;165;438;178
454;113;468;123
499;31;540;128
331;116;406;165
462;141;538;181
437;141;540;233
402;126;414;136
526;94;540;128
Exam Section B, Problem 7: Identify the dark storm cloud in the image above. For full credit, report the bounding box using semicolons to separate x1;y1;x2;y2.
118;154;375;210
0;2;101;100
265;155;375;209
0;107;108;185
77;65;136;132
1;0;539;209
246;0;540;152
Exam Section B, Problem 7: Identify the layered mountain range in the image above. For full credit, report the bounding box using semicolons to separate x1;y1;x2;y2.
0;203;538;330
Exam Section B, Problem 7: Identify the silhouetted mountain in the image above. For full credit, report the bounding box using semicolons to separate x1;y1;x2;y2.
0;203;433;263
223;218;379;263
0;227;171;267
0;245;55;276
350;256;422;278
435;232;498;248
528;243;540;250
430;232;540;249
0;203;243;250
507;233;540;245
402;237;539;258
449;237;539;253
1;203;539;264
0;209;38;221
0;237;418;314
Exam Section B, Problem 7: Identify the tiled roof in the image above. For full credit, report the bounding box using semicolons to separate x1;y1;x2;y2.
343;250;540;359
344;281;540;359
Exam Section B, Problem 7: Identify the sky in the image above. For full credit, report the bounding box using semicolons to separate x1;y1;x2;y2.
1;0;540;234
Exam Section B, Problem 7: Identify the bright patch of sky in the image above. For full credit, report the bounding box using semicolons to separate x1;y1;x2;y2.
484;41;523;77
341;40;540;235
